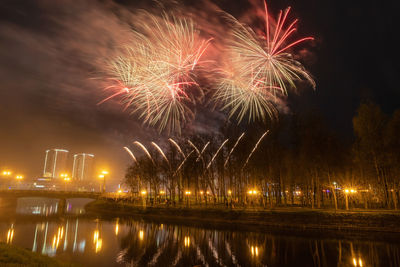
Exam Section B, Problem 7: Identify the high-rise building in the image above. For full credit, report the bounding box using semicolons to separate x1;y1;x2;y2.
43;149;69;178
72;153;94;181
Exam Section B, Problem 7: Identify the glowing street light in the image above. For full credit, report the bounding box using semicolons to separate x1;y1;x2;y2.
247;190;257;195
185;191;191;206
98;170;108;193
14;175;24;189
140;190;147;208
2;170;12;176
344;188;357;210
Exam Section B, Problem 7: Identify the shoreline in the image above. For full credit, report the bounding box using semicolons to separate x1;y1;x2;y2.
85;200;400;241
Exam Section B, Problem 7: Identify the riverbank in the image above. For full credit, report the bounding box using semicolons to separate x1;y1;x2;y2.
86;200;400;238
0;243;76;267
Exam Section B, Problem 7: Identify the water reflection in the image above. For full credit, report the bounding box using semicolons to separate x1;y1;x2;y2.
15;197;92;215
6;224;14;244
1;218;400;266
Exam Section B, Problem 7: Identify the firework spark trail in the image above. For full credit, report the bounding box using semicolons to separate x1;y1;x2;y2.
174;150;195;176
197;142;210;163
103;12;212;133
224;132;245;167
206;139;229;170
151;142;170;166
188;141;210;164
168;138;185;158
123;146;137;164
215;1;315;123
242;131;269;170
188;140;200;156
133;141;154;165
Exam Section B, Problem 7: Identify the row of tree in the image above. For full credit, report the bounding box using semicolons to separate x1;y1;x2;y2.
124;101;400;209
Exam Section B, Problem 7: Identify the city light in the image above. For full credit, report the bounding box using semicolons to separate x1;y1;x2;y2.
352;257;363;266
248;190;257;195
159;190;165;195
95;238;102;253
250;246;259;257
2;171;12;176
184;236;190;247
344;188;357;194
200;191;204;195
115;219;119;236
228;190;232;195
139;230;144;241
15;175;23;180
93;229;102;253
185;191;191;195
141;190;147;196
6;226;14;244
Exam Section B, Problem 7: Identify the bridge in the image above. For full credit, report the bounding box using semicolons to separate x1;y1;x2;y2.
0;189;101;199
0;190;101;216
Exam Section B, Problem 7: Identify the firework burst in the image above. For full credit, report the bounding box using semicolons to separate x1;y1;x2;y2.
103;12;212;133
215;1;315;123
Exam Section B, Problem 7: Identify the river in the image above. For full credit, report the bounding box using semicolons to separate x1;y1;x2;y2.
1;197;399;266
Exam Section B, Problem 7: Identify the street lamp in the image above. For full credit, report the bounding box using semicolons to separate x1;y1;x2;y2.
63;177;71;191
15;175;23;190
98;171;108;193
344;188;357;210
141;190;147;208
185;190;191;206
2;171;12;176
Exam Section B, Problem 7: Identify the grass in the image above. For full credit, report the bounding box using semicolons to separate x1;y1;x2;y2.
0;243;77;267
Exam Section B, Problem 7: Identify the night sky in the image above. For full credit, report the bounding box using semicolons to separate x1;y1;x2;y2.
0;0;397;188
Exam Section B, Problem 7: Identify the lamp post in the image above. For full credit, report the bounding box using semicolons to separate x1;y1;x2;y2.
141;190;147;208
63;177;71;191
15;175;23;190
247;189;258;207
227;189;232;208
344;188;357;210
60;174;70;191
185;190;191;207
98;171;108;193
2;171;12;190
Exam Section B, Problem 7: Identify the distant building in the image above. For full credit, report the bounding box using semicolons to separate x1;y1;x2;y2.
72;153;94;181
43;149;69;179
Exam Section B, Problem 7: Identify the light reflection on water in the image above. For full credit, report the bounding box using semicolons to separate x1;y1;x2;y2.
15;197;92;215
1;198;400;266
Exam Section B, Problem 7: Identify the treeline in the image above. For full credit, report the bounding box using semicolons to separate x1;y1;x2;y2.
124;101;400;209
